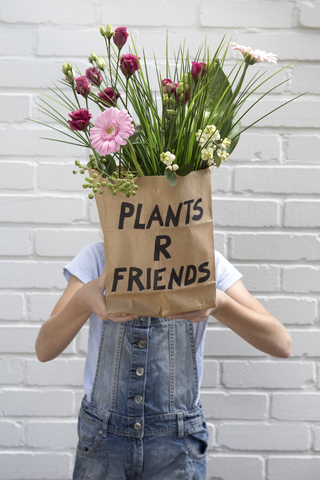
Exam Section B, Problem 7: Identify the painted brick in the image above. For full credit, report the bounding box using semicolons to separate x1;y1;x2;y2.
0;162;34;190
204;328;266;357
206;422;216;450
212;232;226;256
0;60;70;90
235;264;280;293
234;166;320;194
218;423;309;451
0;95;30;122
272;393;320;421
230;32;320;61
299;3;320;28
201;392;267;419
211;166;231;193
314;427;320;451
242;98;320;129
231;133;280;162
25;420;77;448
0;261;67;289
101;1;197;27
255;296;317;325
212;199;279;227
0;326;75;354
222;361;315;389
0;421;21;447
0;228;33;256
282;267;320;293
0;452;72;479
291;64;320;95
286;134;320;163
268;457;320;480
1;0;97;24
26;358;85;386
206;455;264;480
200;1;293;28
0;125;83;157
0;293;25;321
289;330;320;357
37;28;103;56
230;233;320;261
0;358;25;385
35;229;101;256
201;360;219;388
27;292;62;321
0;25;33;55
0;196;85;223
0;389;74;417
284;200;320;228
37;163;86;191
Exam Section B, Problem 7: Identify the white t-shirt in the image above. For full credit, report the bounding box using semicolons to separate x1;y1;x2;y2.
64;242;242;403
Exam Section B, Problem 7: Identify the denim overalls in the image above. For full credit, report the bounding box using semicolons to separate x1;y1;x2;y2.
73;315;208;479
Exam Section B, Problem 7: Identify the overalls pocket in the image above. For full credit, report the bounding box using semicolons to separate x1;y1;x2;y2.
184;417;209;461
77;405;103;456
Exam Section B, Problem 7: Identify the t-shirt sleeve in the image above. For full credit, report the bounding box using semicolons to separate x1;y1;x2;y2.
215;250;242;292
63;242;104;285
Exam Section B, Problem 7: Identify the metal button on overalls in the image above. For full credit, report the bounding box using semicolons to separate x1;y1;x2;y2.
138;339;147;348
136;367;144;376
134;395;143;404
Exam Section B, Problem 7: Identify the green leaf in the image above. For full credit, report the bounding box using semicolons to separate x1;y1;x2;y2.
204;59;233;123
176;163;194;176
129;125;143;143
103;156;117;176
165;168;177;186
225;112;241;155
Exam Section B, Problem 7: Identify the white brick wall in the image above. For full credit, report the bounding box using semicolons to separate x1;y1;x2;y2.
0;1;319;479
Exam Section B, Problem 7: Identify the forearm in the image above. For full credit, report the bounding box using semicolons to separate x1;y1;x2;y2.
213;291;291;358
35;290;92;362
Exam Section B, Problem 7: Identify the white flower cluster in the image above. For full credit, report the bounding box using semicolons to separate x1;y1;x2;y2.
196;125;231;166
160;151;179;171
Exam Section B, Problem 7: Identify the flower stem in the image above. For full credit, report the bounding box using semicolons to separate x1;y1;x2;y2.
127;140;144;176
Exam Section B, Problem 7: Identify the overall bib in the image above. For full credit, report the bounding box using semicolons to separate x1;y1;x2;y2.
73;316;209;480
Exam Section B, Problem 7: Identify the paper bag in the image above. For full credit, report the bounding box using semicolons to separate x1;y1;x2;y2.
94;166;216;317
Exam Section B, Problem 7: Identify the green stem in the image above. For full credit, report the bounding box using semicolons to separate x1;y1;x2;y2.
127;140;144;176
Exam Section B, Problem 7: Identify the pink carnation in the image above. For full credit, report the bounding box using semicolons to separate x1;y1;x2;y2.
68;108;92;131
120;54;140;78
191;61;207;81
89;108;135;156
229;42;277;65
75;76;91;97
98;87;120;106
113;27;129;49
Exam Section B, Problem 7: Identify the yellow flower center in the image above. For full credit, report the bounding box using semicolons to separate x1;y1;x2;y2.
106;125;115;135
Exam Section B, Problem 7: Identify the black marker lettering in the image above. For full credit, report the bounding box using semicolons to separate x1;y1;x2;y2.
184;199;194;225
112;267;127;292
146;205;164;229
118;202;134;229
198;261;210;283
134;203;145;229
192;198;203;222
154;268;166;290
184;264;197;286
168;266;184;290
128;267;145;291
154;235;172;261
165;203;183;227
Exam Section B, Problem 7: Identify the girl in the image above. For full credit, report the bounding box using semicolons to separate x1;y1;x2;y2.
35;242;291;480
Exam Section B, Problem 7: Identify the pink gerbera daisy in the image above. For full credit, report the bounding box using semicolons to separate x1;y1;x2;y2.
89;108;135;156
229;42;277;65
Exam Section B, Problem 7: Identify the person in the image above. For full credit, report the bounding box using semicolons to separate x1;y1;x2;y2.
35;242;291;480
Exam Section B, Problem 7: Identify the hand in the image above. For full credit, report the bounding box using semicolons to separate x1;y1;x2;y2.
167;289;224;323
76;267;138;323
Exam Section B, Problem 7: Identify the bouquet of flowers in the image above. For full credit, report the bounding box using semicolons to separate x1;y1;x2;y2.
34;25;298;199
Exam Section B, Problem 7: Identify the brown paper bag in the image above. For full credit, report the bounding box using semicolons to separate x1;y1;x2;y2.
94;166;216;317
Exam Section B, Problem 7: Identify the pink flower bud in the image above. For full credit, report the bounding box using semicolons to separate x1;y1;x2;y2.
191;61;207;81
120;54;140;78
75;76;91;97
162;79;174;96
98;88;120;106
85;67;103;86
68;108;92;131
113;27;129;49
